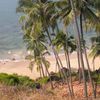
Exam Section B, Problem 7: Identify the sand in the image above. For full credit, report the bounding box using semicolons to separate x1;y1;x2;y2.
0;52;100;79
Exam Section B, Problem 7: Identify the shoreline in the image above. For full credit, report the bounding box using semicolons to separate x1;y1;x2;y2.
0;52;100;79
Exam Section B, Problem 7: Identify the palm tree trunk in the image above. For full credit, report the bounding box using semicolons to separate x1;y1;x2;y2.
84;47;96;98
45;66;53;89
41;56;54;89
92;59;95;71
80;12;96;98
39;65;42;77
40;63;45;77
69;0;88;97
45;27;73;97
76;47;82;83
45;66;54;89
45;28;66;79
64;47;74;96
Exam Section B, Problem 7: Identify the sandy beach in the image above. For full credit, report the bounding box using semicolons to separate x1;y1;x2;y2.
0;52;100;79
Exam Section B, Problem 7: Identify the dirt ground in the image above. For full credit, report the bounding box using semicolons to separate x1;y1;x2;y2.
0;81;100;100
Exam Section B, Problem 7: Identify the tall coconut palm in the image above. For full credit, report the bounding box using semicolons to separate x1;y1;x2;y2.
20;15;54;89
53;31;76;96
67;0;99;98
79;11;96;97
17;0;63;76
23;23;48;76
76;0;100;97
44;2;76;96
17;0;74;96
52;0;83;84
69;0;88;97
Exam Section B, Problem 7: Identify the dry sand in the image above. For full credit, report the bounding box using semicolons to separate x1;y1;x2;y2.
0;52;100;79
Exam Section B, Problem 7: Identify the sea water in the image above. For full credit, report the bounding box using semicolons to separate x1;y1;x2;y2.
0;0;96;60
0;0;26;59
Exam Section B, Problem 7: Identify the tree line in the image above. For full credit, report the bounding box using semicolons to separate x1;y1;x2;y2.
16;0;100;99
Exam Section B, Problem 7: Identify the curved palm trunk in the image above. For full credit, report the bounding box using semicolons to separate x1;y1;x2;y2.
64;48;74;96
41;56;54;89
69;0;88;97
45;66;53;89
40;63;45;77
45;28;73;97
80;12;96;98
92;59;95;71
76;47;82;83
39;65;42;77
45;28;66;78
55;54;63;79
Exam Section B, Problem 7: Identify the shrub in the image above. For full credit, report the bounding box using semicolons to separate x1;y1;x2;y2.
36;77;49;85
0;73;19;85
0;73;36;88
92;70;100;84
49;72;61;81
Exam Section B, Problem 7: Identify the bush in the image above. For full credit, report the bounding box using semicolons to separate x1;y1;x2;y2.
92;70;100;84
49;72;61;81
36;77;49;85
0;73;37;88
0;73;19;85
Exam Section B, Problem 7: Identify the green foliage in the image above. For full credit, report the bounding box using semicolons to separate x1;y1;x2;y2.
89;36;100;60
36;77;49;85
52;31;76;53
75;70;100;84
71;72;77;77
92;71;100;84
0;73;19;85
0;73;36;88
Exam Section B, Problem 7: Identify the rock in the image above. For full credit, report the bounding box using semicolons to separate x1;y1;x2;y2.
35;83;41;89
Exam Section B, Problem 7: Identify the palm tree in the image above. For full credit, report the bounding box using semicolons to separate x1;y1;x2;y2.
17;0;100;98
76;0;100;97
89;36;100;68
69;0;88;98
67;0;99;98
23;25;48;75
53;31;76;96
44;2;76;96
41;56;54;89
52;0;82;84
17;0;74;96
20;15;54;89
